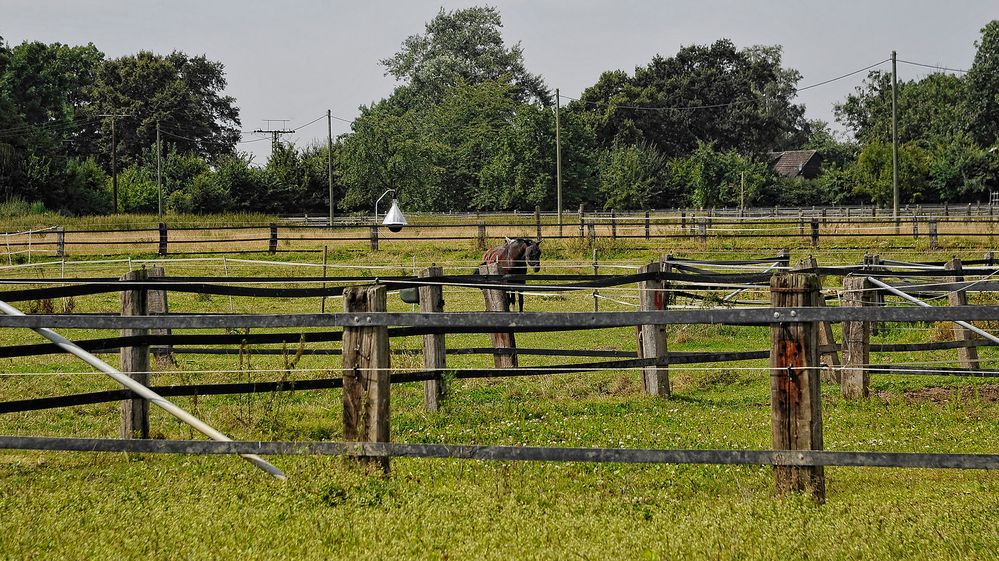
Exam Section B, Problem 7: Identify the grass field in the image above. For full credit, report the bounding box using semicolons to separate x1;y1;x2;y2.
0;230;997;559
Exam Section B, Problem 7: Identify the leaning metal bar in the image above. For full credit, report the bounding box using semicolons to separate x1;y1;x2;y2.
866;277;999;345
0;437;995;470
0;299;286;480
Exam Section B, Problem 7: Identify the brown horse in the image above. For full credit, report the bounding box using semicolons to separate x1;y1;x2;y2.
479;237;542;311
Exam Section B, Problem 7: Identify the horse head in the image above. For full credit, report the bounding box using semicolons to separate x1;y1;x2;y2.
526;239;541;272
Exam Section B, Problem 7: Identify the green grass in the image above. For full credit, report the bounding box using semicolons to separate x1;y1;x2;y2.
0;239;998;559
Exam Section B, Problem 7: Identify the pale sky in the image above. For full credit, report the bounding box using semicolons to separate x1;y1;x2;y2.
2;0;996;162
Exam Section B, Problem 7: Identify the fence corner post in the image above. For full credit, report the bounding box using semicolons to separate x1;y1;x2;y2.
770;272;825;502
342;284;391;473
419;266;446;411
120;268;150;440
637;261;669;397
841;276;871;399
158;222;168;256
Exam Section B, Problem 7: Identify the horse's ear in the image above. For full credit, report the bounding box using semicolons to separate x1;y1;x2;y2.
535;239;542;245
505;236;513;243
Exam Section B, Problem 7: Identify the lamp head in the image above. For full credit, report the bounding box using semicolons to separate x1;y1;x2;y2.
383;198;407;232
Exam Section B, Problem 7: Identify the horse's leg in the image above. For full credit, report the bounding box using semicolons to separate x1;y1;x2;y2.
518;291;524;312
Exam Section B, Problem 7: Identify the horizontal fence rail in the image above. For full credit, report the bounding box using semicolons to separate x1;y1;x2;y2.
1;436;996;470
2;306;999;329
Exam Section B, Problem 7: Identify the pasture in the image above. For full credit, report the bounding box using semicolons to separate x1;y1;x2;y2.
0;220;997;560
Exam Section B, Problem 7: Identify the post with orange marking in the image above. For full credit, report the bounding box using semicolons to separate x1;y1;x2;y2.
769;272;825;502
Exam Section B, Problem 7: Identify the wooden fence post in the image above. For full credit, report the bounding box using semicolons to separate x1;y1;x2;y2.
158;223;168;256
479;262;517;368
810;218;819;248
477;221;487;250
587;221;596;247
841;276;871;399
342;285;391;473
637;261;669;397
55;226;65;258
794;257;840;383
645;209;651;239
268;223;278;254
770;272;825;502
419;266;446;411
681;209;686;231
535;206;542;241
610;211;617;240
120;269;150;439
697;217;707;243
578;204;585;238
146;266;173;367
929;219;938;249
369;225;379;251
945;258;980;370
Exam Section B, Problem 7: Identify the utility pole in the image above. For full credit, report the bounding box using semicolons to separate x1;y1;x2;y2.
555;88;563;236
156;121;163;221
891;50;899;227
98;113;132;213
253;120;296;157
327;109;334;226
740;171;746;211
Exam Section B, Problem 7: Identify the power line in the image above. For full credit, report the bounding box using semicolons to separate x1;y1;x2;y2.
897;59;969;74
795;58;891;91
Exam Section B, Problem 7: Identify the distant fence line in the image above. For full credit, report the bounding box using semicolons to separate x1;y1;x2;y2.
3;204;999;258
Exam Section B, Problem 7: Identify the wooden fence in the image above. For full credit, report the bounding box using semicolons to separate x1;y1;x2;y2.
5;205;999;259
2;255;999;501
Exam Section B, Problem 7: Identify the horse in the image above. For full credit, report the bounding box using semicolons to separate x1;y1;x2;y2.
479;237;542;312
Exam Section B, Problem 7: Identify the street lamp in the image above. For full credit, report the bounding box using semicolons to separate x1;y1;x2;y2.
375;189;407;233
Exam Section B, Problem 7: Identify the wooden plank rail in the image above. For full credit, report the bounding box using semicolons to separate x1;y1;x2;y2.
5;306;999;329
0;437;995;470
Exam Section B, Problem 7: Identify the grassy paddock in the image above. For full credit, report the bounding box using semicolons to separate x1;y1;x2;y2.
0;238;998;559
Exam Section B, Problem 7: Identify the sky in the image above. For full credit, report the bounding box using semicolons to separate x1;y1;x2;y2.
2;0;997;163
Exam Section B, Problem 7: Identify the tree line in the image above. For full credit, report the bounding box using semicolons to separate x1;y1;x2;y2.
2;8;998;217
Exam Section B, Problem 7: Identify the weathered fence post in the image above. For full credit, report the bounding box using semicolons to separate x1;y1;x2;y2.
578;204;585;238
945;258;981;370
794;257;840;383
810;218;819;248
645;209;651;239
146;266;173;367
535;206;542;241
681;209;686;231
369;225;379;251
477;220;487;250
158;223;168;256
587;221;596;247
637;261;669;397
929;218;939;249
478;262;517;368
120;269;150;439
697;217;707;244
268;223;278;254
342;284;391;473
770;272;825;502
610;211;617;240
912;210;919;239
419;266;446;411
841;276;871;399
55;226;65;258
798;210;804;237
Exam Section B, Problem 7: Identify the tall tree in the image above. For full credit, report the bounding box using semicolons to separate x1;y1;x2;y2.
380;6;550;106
85;51;241;167
576;40;806;158
967;20;999;147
